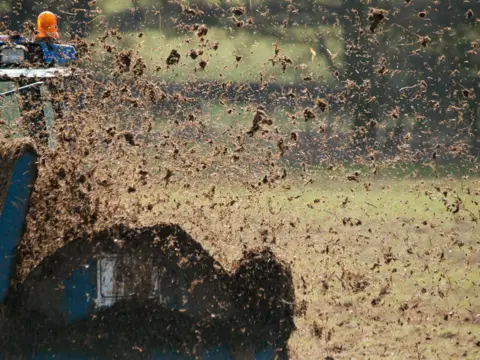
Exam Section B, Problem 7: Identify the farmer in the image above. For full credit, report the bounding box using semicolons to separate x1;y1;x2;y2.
35;11;60;41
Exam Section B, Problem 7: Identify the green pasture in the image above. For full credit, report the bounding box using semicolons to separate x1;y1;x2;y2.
88;26;342;83
129;173;480;359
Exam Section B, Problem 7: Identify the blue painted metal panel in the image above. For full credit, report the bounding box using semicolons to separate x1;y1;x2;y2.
0;151;37;302
63;261;97;323
30;347;277;360
203;347;233;360
38;43;76;65
0;35;28;45
255;346;276;360
0;35;75;65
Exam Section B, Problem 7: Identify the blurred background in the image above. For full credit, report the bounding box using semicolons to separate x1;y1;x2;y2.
1;0;478;166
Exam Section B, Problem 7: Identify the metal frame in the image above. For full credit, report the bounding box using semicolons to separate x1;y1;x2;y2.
0;80;56;147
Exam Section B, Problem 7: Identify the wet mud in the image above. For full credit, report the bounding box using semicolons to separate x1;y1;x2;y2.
1;224;295;358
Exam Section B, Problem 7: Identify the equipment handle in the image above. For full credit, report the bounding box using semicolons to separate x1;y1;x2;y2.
0;81;44;98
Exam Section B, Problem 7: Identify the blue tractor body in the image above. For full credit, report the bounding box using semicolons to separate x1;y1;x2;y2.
0;35;76;66
1;36;75;301
0;149;37;301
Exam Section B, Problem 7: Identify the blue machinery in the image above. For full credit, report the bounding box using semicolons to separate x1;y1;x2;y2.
0;36;292;359
0;152;284;359
0;150;38;301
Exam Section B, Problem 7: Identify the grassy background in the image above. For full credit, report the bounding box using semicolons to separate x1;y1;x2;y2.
89;26;342;83
116;167;480;358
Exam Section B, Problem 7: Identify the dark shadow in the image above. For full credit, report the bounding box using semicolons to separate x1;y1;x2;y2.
1;224;295;359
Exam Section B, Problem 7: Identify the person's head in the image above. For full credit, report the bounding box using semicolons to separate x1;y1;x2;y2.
36;11;59;40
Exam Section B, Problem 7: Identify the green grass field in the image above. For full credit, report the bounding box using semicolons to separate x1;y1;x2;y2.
87;25;342;83
120;172;480;359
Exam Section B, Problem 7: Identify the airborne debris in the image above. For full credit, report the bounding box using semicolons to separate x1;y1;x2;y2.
303;108;316;121
0;2;477;358
247;107;271;136
368;8;388;33
179;2;204;16
188;49;201;60
347;172;360;182
166;49;181;65
115;50;133;73
315;98;328;112
198;59;208;70
231;7;246;16
196;24;208;37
